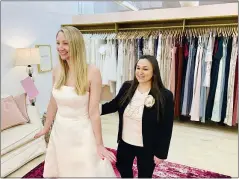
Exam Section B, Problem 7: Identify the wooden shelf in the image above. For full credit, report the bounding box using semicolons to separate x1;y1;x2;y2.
62;15;238;33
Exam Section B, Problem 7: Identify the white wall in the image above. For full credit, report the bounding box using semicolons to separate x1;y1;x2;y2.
78;1;128;14
93;1;128;14
1;1;78;115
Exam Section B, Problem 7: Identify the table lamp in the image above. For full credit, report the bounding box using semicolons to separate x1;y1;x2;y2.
14;48;40;105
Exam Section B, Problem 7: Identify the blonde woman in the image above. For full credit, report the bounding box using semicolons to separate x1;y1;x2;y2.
34;26;116;177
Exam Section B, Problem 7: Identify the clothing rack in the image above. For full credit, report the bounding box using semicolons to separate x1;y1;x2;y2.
63;15;238;128
62;15;238;33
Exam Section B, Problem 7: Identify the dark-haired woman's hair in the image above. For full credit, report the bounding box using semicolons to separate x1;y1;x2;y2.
119;55;166;121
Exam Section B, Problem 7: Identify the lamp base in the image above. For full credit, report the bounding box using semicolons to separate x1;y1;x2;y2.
26;65;34;81
26;65;36;106
30;99;36;106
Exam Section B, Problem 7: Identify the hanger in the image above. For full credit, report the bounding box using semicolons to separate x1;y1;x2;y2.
108;33;111;39
139;31;144;39
127;31;132;39
113;33;117;39
203;28;207;36
140;31;146;38
123;31;128;39
178;29;181;37
232;27;237;37
105;33;109;39
229;27;232;37
127;31;131;40
144;31;149;38
138;31;144;39
190;28;193;37
172;29;175;38
150;30;156;39
132;31;137;39
165;29;170;36
194;28;197;37
130;30;136;39
118;32;123;39
223;27;227;37
135;31;139;39
134;31;138;39
110;33;114;40
130;31;135;39
190;29;193;38
199;28;203;36
174;29;177;38
226;27;229;37
147;31;151;38
191;28;194;37
106;33;109;40
101;33;105;39
196;28;199;36
109;33;113;40
125;31;130;39
142;31;148;39
176;29;180;37
108;33;112;40
199;28;202;36
200;28;203;36
120;32;125;39
184;29;188;37
155;30;160;38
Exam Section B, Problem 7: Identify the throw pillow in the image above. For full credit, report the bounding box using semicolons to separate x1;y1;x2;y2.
14;93;30;122
1;96;28;131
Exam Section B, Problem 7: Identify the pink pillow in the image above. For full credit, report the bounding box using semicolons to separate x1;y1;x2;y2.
14;93;30;122
1;96;28;131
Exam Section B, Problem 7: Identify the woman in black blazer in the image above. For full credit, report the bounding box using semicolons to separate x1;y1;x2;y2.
101;55;174;178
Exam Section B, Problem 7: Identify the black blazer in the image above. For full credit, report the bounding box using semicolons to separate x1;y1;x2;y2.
101;81;174;159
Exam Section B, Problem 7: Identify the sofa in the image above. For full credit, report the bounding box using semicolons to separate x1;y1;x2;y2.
1;67;46;177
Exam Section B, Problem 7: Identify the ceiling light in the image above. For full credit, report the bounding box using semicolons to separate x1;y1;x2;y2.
179;1;199;7
118;1;139;11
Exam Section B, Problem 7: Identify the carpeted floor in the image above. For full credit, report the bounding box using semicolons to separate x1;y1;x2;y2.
23;148;230;178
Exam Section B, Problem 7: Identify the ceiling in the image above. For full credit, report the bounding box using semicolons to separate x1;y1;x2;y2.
78;1;238;14
129;1;238;10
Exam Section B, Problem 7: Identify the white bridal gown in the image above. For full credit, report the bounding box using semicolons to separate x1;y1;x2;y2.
43;85;116;177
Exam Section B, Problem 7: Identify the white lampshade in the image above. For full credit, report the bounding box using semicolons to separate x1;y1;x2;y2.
179;1;199;7
15;48;40;66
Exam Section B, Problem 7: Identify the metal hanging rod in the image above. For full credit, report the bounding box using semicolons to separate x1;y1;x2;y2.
118;26;183;31
185;23;238;28
79;29;115;32
117;23;238;31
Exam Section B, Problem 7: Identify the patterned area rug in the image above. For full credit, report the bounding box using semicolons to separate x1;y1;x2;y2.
23;148;230;178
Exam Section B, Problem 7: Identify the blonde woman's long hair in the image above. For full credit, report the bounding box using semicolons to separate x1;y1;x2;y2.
55;26;88;95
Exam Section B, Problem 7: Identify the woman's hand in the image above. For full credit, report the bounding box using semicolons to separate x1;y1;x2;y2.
154;156;164;165
34;128;50;139
97;145;116;163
